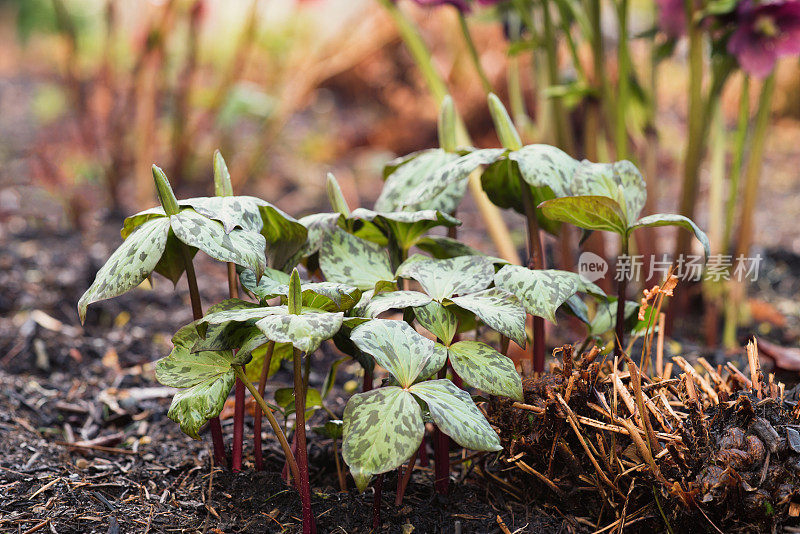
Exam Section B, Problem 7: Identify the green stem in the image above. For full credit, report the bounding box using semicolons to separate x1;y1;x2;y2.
234;365;301;483
457;12;492;93
723;76;750;252
542;0;574;153
614;0;630;160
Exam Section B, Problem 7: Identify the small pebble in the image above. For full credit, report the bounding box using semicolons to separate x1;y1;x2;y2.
75;458;89;469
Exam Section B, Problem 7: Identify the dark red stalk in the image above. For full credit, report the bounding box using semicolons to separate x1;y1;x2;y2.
181;244;227;466
395;449;418;505
519;176;546;372
417;435;429;468
372;474;384;529
362;365;373;392
231;374;245;472
292;348;316;533
253;342;275;471
433;367;450;494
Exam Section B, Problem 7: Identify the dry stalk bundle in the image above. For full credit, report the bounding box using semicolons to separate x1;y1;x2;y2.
487;341;800;533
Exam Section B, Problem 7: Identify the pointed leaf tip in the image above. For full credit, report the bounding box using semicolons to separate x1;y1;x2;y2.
288;269;302;315
326;173;351;217
438;95;457;153
487;93;522;152
213;150;233;197
152;165;180;216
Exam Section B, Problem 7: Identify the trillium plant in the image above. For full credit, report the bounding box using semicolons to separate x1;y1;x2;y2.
79;94;709;532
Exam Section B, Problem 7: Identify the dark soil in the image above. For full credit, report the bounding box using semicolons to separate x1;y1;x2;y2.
0;218;570;533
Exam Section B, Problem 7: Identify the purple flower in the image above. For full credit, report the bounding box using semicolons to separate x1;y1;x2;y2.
656;0;687;38
727;0;800;78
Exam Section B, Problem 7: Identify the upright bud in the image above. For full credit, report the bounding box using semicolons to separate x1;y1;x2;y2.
487;93;522;151
288;268;302;315
326;173;351;217
152;165;180;216
213;150;234;197
438;95;457;153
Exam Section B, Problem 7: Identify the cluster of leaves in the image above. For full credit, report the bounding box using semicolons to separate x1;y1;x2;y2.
78;95;708;510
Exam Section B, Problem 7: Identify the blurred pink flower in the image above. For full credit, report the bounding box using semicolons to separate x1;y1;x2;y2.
408;0;472;12
656;0;687;38
728;0;800;78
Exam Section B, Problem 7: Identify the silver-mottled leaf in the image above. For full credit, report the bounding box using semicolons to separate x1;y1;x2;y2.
361;290;432;318
350;319;444;388
350;207;460;251
377;149;463;213
448;288;526;347
170;209;267;280
409;379;501;451
407;148;507;209
319;228;394;290
342;387;423;483
494;266;580;323
568;160;646;226
509;144;578;194
447;341;523;401
395;255;495;301
413;301;457;346
78;217;170;322
239;267;291;301
256;311;343;354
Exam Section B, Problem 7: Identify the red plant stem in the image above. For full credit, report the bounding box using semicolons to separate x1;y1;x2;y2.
231;375;245;472
254;342;275;471
181;244;227;467
519;176;546;372
433;367;450;494
417;435;429;468
614;238;629;359
228;263;244;472
292;348;316;533
372;474;384;529
395;448;418;506
362;365;373;392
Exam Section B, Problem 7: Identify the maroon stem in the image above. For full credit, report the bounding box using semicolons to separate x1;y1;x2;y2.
254;342;275;471
417;435;430;468
232;374;245;472
362;365;373;392
372;474;384;530
292;348;316;533
519;176;547;372
181;244;227;466
433;367;450;494
395;448;418;506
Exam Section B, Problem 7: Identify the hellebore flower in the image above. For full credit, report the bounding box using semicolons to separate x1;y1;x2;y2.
727;0;800;78
656;0;687;38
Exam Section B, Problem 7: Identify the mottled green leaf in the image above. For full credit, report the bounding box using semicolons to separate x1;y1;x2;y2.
407;148;507;210
416;236;505;263
319;228;394;290
287;269;302;314
408;379;501;451
78;217;170;323
256;311;343;354
630;213;710;259
195;302;276;327
350;319;444;388
350;207;460;251
361;290;432;318
395;255;495;301
288;212;342;264
538;195;628;236
155;342;236;439
170;209;267;280
447;341;523;401
121;206;165;239
342;387;424;482
494;266;580;323
509;144;578;194
239;267;291;301
568;160;646;226
448;288;526;347
239;268;360;312
377;149;462;213
414;301;457;346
